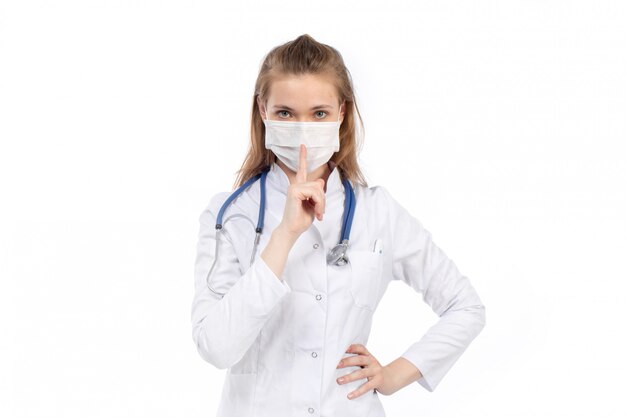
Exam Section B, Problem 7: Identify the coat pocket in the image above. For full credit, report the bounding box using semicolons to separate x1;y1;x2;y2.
347;249;384;311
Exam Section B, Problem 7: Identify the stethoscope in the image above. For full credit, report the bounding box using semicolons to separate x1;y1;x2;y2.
206;164;356;297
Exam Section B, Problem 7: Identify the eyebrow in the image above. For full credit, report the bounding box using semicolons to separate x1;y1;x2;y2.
272;104;333;111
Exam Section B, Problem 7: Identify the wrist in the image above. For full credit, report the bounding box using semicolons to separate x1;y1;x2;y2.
378;365;398;396
274;223;300;244
380;358;422;395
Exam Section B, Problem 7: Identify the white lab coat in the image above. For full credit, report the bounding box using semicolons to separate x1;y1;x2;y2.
191;161;486;417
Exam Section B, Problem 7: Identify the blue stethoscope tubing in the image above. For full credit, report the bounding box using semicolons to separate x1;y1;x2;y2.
206;165;356;296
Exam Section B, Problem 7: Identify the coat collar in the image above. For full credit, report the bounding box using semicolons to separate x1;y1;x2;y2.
266;160;343;199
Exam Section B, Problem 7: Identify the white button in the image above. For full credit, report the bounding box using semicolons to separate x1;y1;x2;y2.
315;294;322;300
311;351;318;358
313;243;319;249
308;407;315;413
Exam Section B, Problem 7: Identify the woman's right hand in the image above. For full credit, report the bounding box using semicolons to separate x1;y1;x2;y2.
278;144;326;238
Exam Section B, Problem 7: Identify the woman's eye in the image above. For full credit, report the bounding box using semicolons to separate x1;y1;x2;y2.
275;110;327;119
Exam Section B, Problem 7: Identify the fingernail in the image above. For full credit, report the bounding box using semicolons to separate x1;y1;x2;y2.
338;377;344;383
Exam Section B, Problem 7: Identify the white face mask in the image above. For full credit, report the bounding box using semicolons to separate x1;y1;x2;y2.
263;110;341;174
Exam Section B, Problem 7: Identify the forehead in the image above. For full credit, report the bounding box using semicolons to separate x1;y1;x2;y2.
267;73;339;107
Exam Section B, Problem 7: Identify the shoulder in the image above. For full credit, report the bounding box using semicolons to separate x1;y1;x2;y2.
198;191;232;225
198;180;261;226
350;183;399;233
353;182;420;225
352;182;395;211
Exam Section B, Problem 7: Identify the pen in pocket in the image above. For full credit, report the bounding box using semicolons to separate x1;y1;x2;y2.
373;239;383;254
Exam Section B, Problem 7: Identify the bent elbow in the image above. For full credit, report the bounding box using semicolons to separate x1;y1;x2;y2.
469;303;487;335
191;321;234;370
467;302;486;329
443;301;486;336
479;303;486;328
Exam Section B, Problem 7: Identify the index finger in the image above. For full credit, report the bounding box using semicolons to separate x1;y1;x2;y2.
296;143;307;184
347;344;368;354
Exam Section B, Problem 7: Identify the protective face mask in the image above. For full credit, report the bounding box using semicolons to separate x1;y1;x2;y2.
264;111;341;174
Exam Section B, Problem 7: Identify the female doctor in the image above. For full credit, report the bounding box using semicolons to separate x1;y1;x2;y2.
191;34;486;417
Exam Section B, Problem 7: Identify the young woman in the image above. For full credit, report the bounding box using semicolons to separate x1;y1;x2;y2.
191;34;486;417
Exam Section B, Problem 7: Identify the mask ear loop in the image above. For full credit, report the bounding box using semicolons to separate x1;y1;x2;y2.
264;102;270;122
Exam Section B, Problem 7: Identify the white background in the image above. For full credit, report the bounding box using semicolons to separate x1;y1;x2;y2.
2;1;625;416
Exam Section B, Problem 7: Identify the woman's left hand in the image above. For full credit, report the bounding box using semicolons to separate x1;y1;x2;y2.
336;344;393;399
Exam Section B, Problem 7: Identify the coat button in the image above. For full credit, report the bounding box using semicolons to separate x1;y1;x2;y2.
308;407;315;413
313;243;319;249
311;351;318;358
315;294;322;300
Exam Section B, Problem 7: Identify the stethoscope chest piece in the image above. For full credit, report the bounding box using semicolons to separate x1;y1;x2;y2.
325;176;356;267
327;240;349;266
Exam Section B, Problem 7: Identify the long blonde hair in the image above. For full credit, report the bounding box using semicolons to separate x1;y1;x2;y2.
233;34;368;189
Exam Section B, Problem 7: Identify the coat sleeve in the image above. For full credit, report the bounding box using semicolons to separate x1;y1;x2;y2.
379;186;486;392
190;192;292;369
